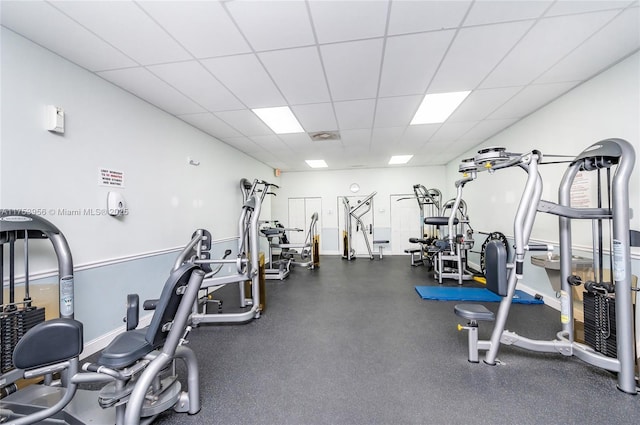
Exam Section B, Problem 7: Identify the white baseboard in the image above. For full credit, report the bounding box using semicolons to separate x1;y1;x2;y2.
80;313;153;359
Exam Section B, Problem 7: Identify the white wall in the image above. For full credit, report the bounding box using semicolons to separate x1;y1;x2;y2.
1;28;274;270
273;166;447;254
0;28;274;342
445;52;640;298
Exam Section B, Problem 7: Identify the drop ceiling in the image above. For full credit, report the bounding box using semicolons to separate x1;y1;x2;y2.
2;0;639;171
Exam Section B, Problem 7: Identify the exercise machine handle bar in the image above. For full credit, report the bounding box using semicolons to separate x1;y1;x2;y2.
350;191;377;216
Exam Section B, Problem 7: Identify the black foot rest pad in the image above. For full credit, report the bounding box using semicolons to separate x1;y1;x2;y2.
454;304;495;322
97;328;153;369
13;318;83;370
424;216;459;226
408;238;430;244
373;240;389;244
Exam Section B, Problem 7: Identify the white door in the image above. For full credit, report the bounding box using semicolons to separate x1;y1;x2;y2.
287;197;322;245
391;194;421;255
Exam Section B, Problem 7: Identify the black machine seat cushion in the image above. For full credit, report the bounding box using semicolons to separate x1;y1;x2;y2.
424;216;459;226
454;304;495;322
13;318;83;370
96;329;151;369
97;264;199;369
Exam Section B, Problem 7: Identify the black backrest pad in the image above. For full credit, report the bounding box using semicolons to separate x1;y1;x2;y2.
13;318;83;370
145;263;198;348
485;240;508;297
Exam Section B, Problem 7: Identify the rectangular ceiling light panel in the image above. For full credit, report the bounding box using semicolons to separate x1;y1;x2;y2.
252;106;304;134
305;159;328;168
410;91;471;125
388;155;414;164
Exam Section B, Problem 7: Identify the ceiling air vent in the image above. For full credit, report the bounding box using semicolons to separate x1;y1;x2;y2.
309;131;340;141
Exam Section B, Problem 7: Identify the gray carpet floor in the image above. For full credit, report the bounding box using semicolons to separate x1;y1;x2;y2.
152;255;639;425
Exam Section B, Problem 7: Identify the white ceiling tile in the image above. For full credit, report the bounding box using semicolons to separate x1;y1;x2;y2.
464;0;552;26
400;124;441;147
148;61;244;112
258;47;330;105
459;118;518;141
481;11;619;88
201;54;285;108
430;121;478;142
279;133;314;147
321;39;384;101
388;0;472;35
221;137;263;154
371;127;406;148
249;135;291;153
4;0;634;171
291;103;338;132
545;1;632;16
214;110;274;137
430;21;533;92
226;0;314;51
374;96;422;128
448;87;522;121
0;1;137;71
379;31;455;97
137;1;251;58
411;152;442;166
340;129;372;146
488;81;579;119
334;100;376;130
179;113;243;139
97;67;204;115
368;139;396;156
536;7;640;84
53;1;191;65
309;0;389;43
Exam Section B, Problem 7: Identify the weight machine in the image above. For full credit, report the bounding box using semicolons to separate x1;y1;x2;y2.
425;170;476;284
0;211;203;424
341;192;376;261
277;212;320;270
176;192;263;324
241;178;294;280
397;185;442;266
454;139;640;394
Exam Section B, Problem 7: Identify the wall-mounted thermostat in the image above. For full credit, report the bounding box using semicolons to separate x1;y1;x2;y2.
46;105;65;133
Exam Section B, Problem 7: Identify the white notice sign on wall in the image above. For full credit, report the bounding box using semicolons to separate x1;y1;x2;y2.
99;168;125;187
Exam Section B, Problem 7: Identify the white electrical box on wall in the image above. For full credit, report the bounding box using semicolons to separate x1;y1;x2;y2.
45;105;65;133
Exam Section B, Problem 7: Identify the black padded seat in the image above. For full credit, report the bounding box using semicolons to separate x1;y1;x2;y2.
454;304;495;322
13;318;83;370
97;329;150;369
424;216;459;226
261;228;284;236
97;263;199;369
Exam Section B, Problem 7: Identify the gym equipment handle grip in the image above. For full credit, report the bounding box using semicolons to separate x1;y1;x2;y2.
143;299;158;310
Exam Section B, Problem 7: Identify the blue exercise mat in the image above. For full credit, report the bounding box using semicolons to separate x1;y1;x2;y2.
415;286;543;304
